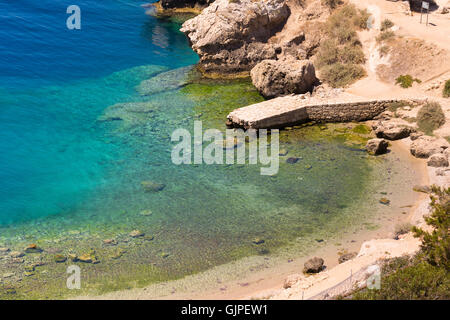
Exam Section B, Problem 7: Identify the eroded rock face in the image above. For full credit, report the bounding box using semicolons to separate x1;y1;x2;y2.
180;0;290;74
250;59;318;98
365;138;389;155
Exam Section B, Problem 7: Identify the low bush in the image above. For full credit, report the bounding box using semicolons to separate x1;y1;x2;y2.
380;19;394;31
416;102;446;135
317;4;368;87
443;79;450;98
395;74;421;88
377;30;395;42
319;63;366;88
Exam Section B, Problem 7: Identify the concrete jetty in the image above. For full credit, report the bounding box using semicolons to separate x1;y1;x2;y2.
227;93;424;129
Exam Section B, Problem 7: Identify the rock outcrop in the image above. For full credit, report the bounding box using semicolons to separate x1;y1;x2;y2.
180;0;290;75
250;59;318;98
427;153;449;167
303;257;325;274
410;136;449;158
365;138;389;155
160;0;214;9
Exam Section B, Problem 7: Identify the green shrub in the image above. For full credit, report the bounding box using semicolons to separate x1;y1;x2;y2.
395;74;421;88
320;63;366;88
413;186;450;268
443;79;450;98
353;256;450;300
352;187;450;300
416;102;446;135
377;30;395;42
317;4;368;87
380;19;394;31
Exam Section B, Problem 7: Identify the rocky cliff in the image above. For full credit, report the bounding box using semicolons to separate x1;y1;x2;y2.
180;0;291;75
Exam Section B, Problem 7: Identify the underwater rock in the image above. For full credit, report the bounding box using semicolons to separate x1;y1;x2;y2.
129;230;145;238
252;238;265;245
139;209;153;216
0;247;10;253
110;248;126;260
303;257;325;274
9;251;25;258
78;252;99;264
286;157;300;164
98;102;159;125
160;252;170;258
103;239;118;246
279;149;288;156
137;66;196;95
141;181;166;193
365;138;388;155
24;244;43;254
54;254;67;263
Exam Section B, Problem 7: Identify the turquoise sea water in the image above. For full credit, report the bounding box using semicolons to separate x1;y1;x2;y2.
0;1;407;298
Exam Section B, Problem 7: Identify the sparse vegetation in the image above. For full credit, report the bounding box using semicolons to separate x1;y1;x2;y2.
379;45;390;57
377;30;395;42
395;74;421;88
380;19;394;31
353;187;450;300
316;4;369;87
321;0;342;9
394;222;412;238
416;102;446;135
443;79;450;98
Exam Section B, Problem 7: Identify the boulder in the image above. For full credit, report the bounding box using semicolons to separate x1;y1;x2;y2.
24;244;43;254
129;230;145;238
365;138;388;155
250;59;318;98
410;136;449;158
303;257;325;274
141;181;166;192
427;153;449;167
374;122;414;140
180;0;290;74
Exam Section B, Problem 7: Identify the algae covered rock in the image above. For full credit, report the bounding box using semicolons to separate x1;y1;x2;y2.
129;230;145;238
24;244;43;254
137;66;196;95
141;181;166;193
365;138;388;155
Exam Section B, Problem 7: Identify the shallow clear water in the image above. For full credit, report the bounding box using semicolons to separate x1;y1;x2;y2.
0;1;400;298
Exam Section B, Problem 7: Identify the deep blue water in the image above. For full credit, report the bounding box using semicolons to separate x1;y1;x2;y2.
0;0;198;224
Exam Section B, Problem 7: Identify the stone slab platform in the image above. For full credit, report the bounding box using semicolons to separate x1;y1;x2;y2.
227;93;424;129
